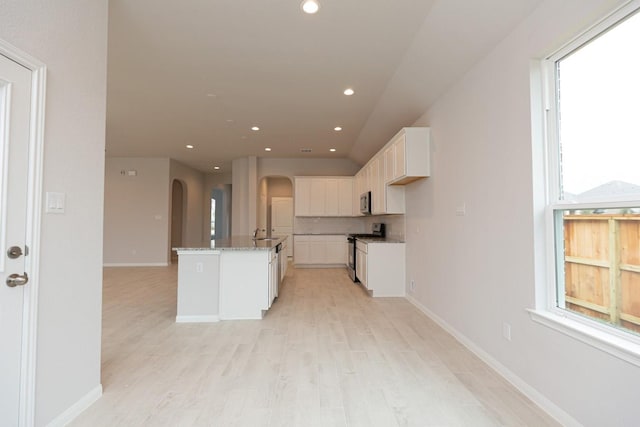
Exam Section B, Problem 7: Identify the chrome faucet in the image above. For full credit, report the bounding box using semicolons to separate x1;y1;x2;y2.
253;228;259;238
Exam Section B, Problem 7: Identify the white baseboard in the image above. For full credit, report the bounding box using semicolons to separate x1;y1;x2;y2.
103;262;169;267
45;384;102;427
405;295;581;427
176;315;220;323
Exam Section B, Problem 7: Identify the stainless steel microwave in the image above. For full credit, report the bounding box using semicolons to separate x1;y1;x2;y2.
360;191;371;215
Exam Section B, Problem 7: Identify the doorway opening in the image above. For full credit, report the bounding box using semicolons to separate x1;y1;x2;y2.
257;176;293;257
210;184;232;240
170;179;185;263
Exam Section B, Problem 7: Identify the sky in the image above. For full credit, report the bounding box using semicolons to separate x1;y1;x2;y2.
558;10;640;196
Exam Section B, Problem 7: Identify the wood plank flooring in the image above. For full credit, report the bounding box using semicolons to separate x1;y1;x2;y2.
71;265;559;426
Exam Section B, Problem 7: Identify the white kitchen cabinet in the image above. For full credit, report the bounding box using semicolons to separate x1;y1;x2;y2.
385;127;430;185
294;177;312;216
294;235;347;266
279;238;288;283
325;179;339;214
356;240;406;297
354;170;365;216
367;154;405;215
309;179;326;215
176;250;221;322
294;236;311;263
294;177;353;217
268;248;277;308
219;250;271;319
355;240;368;288
337;178;353;216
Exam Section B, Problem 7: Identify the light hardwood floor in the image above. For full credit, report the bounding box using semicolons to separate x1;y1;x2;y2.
71;265;559;427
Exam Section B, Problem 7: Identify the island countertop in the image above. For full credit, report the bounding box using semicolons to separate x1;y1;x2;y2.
173;235;287;252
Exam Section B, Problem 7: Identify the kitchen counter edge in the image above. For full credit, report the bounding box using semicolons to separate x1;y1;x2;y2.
173;235;287;252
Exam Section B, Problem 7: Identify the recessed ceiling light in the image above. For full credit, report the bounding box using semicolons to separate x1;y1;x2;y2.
265;147;272;152
186;144;194;149
226;119;233;123
251;126;260;131
213;166;220;170
330;148;337;152
301;0;320;14
343;88;354;96
334;126;342;131
206;93;217;97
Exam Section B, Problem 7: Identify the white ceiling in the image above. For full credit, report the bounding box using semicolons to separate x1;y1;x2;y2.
106;0;542;172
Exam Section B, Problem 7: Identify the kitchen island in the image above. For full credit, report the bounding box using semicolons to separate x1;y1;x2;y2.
173;236;287;322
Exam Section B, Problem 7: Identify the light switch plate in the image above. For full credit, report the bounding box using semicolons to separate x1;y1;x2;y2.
45;192;65;214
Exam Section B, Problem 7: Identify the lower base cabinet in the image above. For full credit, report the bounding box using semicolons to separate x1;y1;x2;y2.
294;235;347;266
356;241;406;297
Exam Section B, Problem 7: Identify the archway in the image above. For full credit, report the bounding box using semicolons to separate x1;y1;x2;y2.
170;179;184;263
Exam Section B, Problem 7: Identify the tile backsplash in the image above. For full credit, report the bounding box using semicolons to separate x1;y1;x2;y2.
294;215;405;241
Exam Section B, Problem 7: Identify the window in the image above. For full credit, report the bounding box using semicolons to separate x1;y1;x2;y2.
533;1;640;363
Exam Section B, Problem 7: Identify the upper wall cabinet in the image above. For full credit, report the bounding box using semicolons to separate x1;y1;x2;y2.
295;177;353;217
384;127;430;185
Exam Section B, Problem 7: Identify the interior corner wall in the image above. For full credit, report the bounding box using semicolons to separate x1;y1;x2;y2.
403;0;639;425
103;157;171;265
0;1;109;425
169;159;205;247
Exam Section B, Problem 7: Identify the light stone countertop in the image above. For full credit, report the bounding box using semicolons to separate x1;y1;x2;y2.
355;237;405;244
173;235;287;252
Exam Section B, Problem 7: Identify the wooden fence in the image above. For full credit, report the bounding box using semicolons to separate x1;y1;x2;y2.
563;214;640;333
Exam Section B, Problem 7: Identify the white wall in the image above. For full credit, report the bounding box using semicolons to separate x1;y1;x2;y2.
103;158;171;265
258;157;361;181
0;1;108;424
231;156;257;235
405;0;639;425
103;157;207;264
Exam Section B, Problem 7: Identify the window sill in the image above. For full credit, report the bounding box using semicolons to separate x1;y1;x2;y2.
527;309;640;367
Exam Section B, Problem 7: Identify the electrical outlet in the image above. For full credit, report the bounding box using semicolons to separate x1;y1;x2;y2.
196;262;203;273
502;322;512;341
410;279;416;292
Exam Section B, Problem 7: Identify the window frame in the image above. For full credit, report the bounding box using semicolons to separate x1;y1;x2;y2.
530;0;640;367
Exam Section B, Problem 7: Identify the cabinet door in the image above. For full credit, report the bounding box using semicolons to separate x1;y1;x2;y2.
294;178;311;216
394;137;406;179
309;179;326;215
356;249;367;287
324;179;339;216
384;145;395;183
337;178;353;216
371;156;386;214
268;252;277;308
294;239;310;264
354;171;364;215
326;238;347;264
309;240;326;263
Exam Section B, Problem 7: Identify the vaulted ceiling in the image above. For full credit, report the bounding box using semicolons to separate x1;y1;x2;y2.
106;0;542;173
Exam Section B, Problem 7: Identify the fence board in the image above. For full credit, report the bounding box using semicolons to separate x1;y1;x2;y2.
563;214;640;333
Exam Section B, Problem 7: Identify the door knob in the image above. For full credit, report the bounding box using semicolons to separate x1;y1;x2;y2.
7;246;23;259
6;272;28;288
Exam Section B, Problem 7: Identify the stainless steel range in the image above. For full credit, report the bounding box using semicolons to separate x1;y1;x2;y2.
347;223;385;282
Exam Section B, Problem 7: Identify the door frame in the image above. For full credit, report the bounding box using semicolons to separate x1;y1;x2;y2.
0;39;46;426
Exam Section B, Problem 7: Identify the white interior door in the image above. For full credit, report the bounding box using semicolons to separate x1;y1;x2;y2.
271;197;293;258
0;53;32;425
